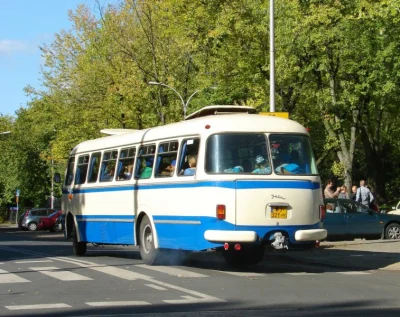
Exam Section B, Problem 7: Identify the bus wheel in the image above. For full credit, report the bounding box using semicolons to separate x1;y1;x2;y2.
72;223;86;256
222;245;264;268
139;216;158;265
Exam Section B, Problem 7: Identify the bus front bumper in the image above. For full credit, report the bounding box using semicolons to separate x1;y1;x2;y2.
294;229;327;241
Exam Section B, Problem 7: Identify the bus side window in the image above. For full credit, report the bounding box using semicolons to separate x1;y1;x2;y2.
100;150;118;182
178;138;200;176
88;152;101;183
75;155;89;185
116;147;136;181
65;157;75;186
135;144;156;179
155;141;179;178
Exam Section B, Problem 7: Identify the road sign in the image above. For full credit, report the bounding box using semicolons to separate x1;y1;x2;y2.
16;189;20;197
259;112;289;119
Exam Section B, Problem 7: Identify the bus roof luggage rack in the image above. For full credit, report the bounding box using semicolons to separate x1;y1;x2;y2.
184;105;257;121
100;129;139;135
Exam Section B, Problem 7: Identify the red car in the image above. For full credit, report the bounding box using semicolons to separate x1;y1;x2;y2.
38;210;62;232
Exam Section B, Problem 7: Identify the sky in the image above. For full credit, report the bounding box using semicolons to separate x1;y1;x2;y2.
0;0;107;117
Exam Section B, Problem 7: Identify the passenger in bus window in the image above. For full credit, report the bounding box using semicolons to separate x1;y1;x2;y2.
161;160;176;176
140;158;153;179
275;150;301;174
103;165;115;181
183;155;197;176
125;164;133;178
252;155;271;174
242;159;252;173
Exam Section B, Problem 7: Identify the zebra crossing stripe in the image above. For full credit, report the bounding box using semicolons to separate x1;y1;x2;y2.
136;264;208;278
29;267;93;281
5;303;71;310
15;260;53;264
337;271;371;275
0;269;30;284
86;301;150;307
216;270;266;277
90;265;152;280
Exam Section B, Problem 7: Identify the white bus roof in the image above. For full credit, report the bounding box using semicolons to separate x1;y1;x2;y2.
71;112;306;155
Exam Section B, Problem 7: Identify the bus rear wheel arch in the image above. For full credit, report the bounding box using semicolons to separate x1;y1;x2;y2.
72;221;86;256
139;215;159;265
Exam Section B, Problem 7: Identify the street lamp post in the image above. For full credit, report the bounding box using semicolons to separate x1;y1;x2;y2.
50;129;57;209
148;81;198;118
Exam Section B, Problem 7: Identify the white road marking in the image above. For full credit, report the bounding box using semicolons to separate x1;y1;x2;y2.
337;271;371;275
15;260;53;264
29;267;92;281
86;301;150;307
216;270;266;277
145;279;225;303
164;295;218;304
0;269;30;284
5;303;71;310
286;272;318;276
146;283;168;290
136;264;208;277
0;246;225;303
90;266;152;280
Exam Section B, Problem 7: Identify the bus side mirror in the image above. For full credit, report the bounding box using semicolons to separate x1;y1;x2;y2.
54;173;61;183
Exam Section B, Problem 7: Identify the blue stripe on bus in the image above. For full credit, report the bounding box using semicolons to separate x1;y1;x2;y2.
76;214;322;250
64;179;320;194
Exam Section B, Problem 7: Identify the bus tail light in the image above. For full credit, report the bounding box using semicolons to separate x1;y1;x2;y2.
216;205;226;220
319;204;326;221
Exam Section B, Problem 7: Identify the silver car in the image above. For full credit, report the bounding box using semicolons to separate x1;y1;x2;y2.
20;208;58;231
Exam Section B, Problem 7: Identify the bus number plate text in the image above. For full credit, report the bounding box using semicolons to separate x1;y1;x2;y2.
271;207;287;219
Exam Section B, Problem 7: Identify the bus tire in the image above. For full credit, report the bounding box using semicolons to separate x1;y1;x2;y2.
72;223;86;256
139;216;158;265
222;245;264;268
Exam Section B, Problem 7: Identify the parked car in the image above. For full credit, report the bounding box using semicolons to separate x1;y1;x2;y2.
38;210;63;232
386;201;400;216
54;213;65;232
379;200;400;214
17;212;25;229
19;208;59;231
323;198;400;240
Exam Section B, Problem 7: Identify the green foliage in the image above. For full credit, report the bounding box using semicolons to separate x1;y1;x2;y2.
2;0;400;205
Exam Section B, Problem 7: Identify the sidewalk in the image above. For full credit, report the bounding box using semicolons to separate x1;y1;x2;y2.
284;239;400;271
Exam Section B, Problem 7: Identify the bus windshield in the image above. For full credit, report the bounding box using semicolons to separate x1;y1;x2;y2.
205;133;318;175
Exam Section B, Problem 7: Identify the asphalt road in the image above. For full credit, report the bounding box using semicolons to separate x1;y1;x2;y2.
1;227;399;317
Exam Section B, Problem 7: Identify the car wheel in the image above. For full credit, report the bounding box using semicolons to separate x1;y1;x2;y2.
72;222;86;256
27;222;38;231
385;223;400;239
139;215;159;265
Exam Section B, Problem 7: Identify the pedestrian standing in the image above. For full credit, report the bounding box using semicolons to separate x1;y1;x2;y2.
355;180;374;207
324;179;340;198
338;185;348;199
351;185;357;201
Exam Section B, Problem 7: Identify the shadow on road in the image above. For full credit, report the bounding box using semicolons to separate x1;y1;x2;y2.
1;227;399;273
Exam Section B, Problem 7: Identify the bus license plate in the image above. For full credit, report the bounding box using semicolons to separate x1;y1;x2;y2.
271;207;287;219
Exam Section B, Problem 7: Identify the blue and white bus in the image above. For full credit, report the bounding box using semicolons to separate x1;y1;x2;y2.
60;106;327;267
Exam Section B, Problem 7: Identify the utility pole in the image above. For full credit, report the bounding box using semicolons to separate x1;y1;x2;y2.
270;0;275;112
